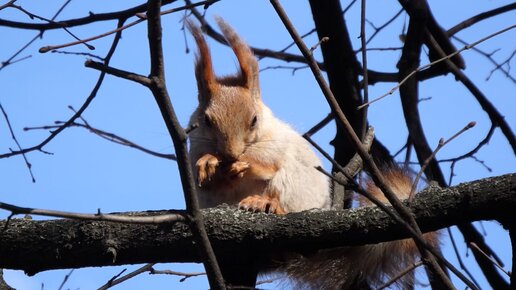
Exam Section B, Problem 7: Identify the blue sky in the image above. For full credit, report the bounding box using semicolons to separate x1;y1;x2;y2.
1;1;514;289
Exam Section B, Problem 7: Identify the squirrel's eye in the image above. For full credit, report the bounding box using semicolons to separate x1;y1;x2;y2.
250;115;258;129
204;115;212;128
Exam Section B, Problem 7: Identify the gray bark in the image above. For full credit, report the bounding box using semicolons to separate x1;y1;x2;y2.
0;173;514;275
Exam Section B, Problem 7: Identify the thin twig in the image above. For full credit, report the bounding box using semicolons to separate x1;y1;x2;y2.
273;0;357;55
358;24;516;110
51;50;105;61
0;0;16;11
57;269;74;290
440;124;495;184
24;121;176;160
470;242;511;277
98;263;155;290
376;261;423;290
0;0;183;31
259;64;308;74
303;113;333;138
150;267;205;282
486;49;515;82
39;0;217;53
0;201;186;224
85;60;152;86
39;18;142;53
359;0;369;140
408;121;476;202
426;30;516;155
10;3;94;50
364;8;404;46
0;0;72;71
0;103;35;182
1;19;126;159
310;37;329;53
446;228;481;289
452;36;515;83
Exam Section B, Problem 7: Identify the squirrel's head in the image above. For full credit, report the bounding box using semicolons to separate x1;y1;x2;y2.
188;18;263;162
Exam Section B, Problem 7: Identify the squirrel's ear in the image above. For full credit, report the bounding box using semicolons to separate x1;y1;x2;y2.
186;19;218;106
216;17;260;99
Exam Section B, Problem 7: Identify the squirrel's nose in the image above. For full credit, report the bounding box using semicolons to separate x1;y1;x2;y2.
222;152;239;163
218;135;244;162
222;144;243;162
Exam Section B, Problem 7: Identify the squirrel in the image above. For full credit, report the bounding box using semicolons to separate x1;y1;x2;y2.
187;18;439;289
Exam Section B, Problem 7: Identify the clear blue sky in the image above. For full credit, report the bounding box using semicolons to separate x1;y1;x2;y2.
1;1;514;289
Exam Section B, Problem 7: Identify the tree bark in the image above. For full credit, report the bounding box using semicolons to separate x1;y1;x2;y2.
0;270;14;290
308;0;364;165
307;0;394;212
0;173;514;275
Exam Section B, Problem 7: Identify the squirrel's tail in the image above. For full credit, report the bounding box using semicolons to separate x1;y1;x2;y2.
278;168;439;289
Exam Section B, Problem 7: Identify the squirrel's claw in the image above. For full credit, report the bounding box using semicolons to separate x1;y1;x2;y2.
196;153;220;186
239;194;286;214
229;161;250;178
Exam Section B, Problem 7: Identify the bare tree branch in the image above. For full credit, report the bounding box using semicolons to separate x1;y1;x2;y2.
270;1;461;288
0;19;126;159
0;201;186;224
447;3;516;36
25;120;177;160
39;0;217;53
0;0;177;30
0;173;513;276
98;263;155;290
144;1;224;288
0;0;72;71
409;122;475;202
0;103;35;182
360;24;516;109
426;30;516;154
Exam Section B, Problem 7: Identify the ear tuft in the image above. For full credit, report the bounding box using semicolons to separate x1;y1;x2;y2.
215;17;260;98
186;19;218;105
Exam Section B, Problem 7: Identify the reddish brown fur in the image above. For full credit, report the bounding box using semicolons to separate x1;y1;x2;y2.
215;17;259;92
363;168;440;254
360;168;440;287
281;168;440;289
187;18;436;289
187;19;281;207
186;20;218;104
239;189;286;215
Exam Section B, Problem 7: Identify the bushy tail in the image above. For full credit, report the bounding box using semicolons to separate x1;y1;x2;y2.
278;168;439;289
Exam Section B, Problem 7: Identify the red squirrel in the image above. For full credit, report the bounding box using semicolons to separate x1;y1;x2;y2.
187;18;438;289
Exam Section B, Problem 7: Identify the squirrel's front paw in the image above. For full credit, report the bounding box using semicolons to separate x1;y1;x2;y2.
229;161;250;178
239;194;286;214
196;153;220;187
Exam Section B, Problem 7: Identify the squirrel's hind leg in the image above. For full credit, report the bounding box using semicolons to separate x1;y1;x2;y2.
238;189;286;214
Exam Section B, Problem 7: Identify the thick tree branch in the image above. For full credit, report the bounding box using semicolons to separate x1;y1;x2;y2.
399;0;465;69
307;0;364;167
447;3;516;36
0;173;513;275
